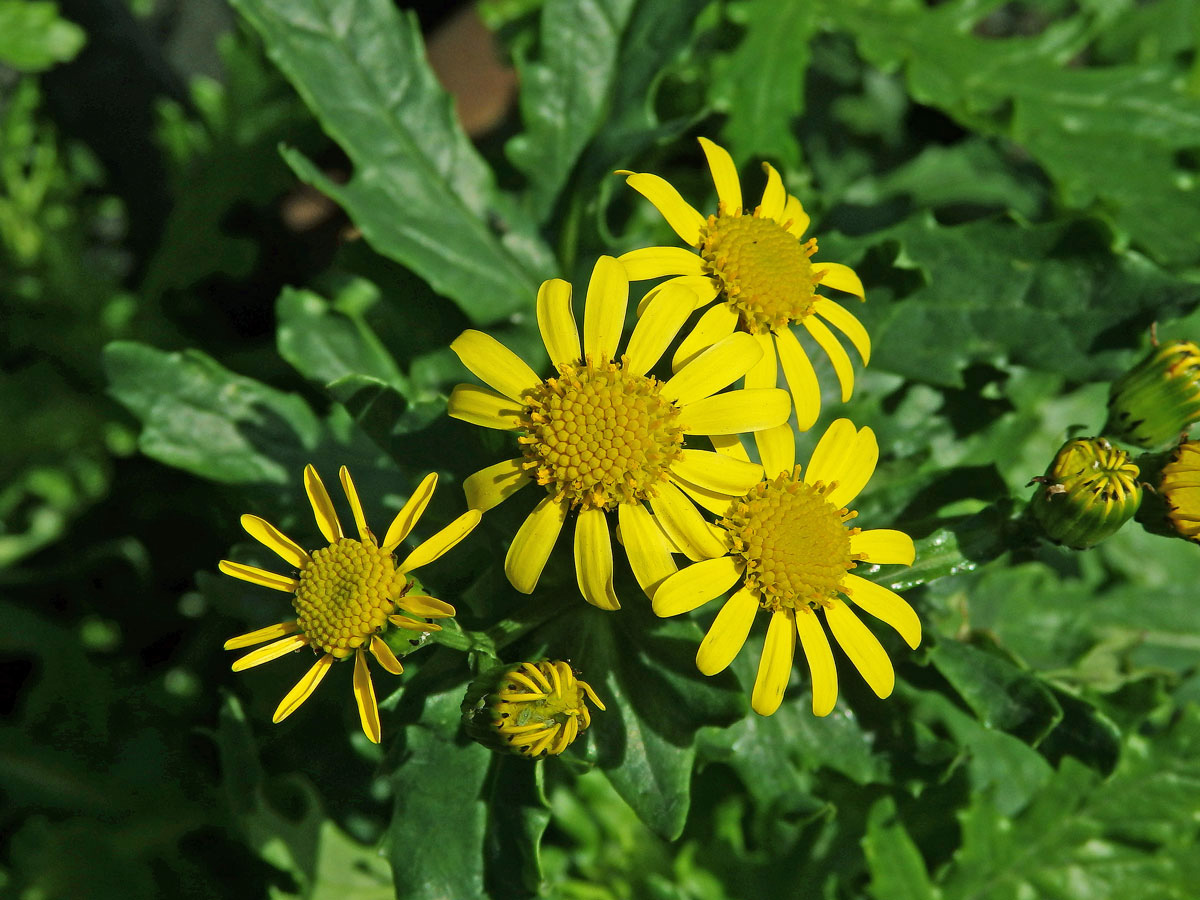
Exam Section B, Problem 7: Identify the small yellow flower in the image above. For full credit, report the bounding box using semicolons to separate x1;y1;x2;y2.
466;660;605;758
618;137;868;432
220;465;481;743
448;255;791;609
1159;440;1200;542
1028;437;1141;549
652;420;919;717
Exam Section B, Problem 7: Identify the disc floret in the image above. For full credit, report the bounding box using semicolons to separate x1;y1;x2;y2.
721;468;861;612
519;357;684;510
699;211;820;334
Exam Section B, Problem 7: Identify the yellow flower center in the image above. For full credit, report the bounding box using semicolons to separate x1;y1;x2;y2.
519;359;683;510
699;212;819;334
293;538;407;657
721;469;859;611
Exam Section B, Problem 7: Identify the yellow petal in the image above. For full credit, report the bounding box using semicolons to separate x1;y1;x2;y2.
505;497;568;594
751;609;796;716
635;275;720;317
803;315;855;403
813;297;870;365
398;593;456;618
824;598;895;698
353;649;382;744
652;556;743;617
782;194;810;238
389;614;440;632
619;246;706;281
464;458;530;512
805;419;878;508
574;507;619;610
696;586;759;675
755;423;796;478
677;388;790;435
448;383;523;431
623;171;705;246
304;464;343;543
698;136;742;213
815;261;865;299
450;330;540;402
370;634;404;675
231;634;308;671
671;449;762;497
672;302;738;371
649;481;727;561
795;607;838;716
536;278;580;369
338;466;371;542
662;332;763;405
744;331;777;390
842;574;921;649
758;162;786;222
773;327;820;431
224;620;300;651
381;472;438;553
618;502;677;597
398;509;482;574
240;515;308;568
272;653;333;723
625;282;695;375
709;433;752;463
668;474;736;517
583;256;628;364
850;529;915;566
219;560;298;593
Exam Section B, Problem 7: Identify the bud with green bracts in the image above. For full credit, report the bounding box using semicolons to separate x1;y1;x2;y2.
1104;340;1200;449
1136;440;1200;544
462;660;604;758
1028;437;1142;549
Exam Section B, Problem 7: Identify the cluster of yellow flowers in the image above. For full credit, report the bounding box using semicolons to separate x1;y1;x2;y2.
218;139;920;747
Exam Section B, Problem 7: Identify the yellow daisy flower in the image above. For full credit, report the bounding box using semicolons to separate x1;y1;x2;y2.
448;255;791;609
1160;439;1200;542
652;419;919;717
473;660;605;758
618;137;868;431
220;464;481;743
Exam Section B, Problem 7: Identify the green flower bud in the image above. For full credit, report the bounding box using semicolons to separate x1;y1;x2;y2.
1029;438;1142;549
1157;440;1200;543
463;660;604;758
1104;340;1200;448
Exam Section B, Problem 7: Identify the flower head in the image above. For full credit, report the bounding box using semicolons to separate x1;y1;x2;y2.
652;420;919;717
1028;438;1142;549
1158;440;1200;542
618;138;868;432
1105;339;1200;448
220;465;481;743
448;256;791;609
464;660;605;758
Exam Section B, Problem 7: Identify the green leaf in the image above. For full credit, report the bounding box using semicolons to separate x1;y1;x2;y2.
483;756;552;899
215;696;394;899
0;1;85;72
831;0;1200;267
537;603;744;839
104;341;321;484
277;283;409;394
855;214;1195;387
862;797;939;900
387;689;493;900
928;637;1063;746
710;0;815;172
507;0;638;221
228;0;556;321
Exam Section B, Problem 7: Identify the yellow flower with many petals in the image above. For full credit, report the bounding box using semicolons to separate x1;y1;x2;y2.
220;465;481;743
619;137;868;432
652;420;919;717
448;255;791;609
